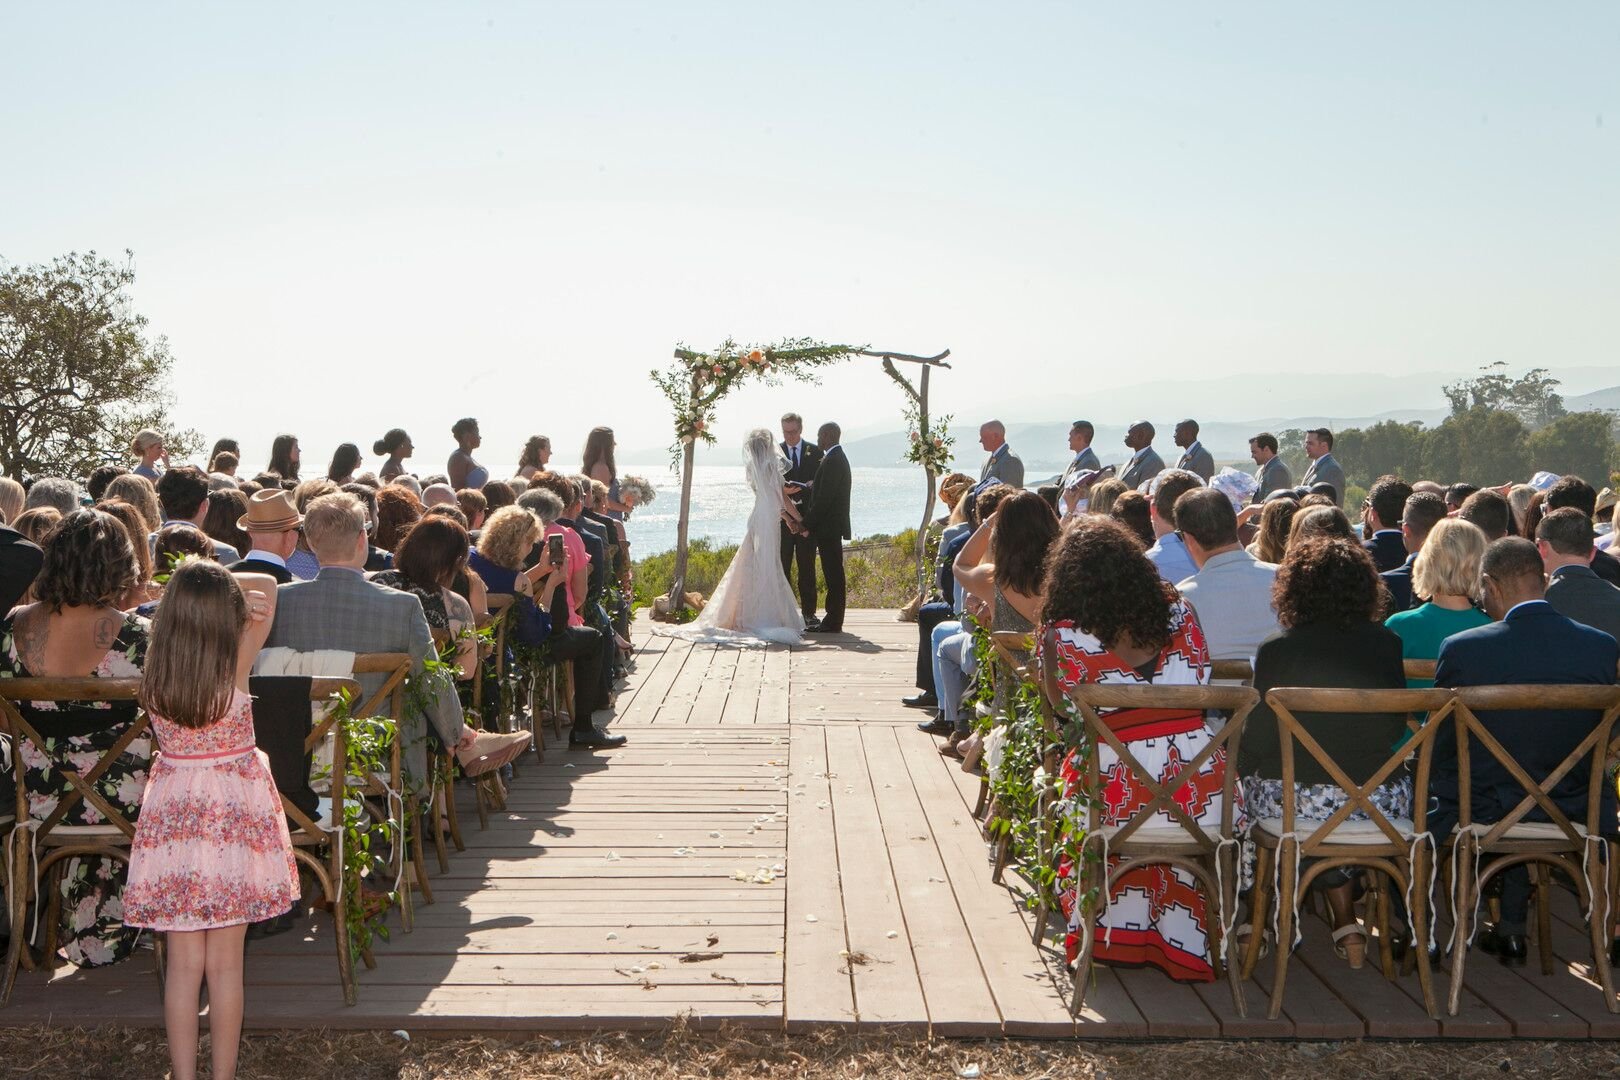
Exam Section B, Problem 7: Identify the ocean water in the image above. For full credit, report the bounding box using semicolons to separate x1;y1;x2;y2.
617;463;932;556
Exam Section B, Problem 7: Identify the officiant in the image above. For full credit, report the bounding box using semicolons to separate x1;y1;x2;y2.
780;411;822;627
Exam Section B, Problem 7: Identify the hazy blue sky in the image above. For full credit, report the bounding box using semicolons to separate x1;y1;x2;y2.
5;3;1616;475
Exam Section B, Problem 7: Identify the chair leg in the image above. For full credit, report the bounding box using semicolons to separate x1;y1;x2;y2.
1448;834;1474;1017
1069;862;1099;1016
1375;870;1396;980
431;765;450;875
153;931;167;999
1243;843;1275;980
445;765;466;853
411;819;435;906
1410;843;1439;1019
1590;843;1619;1014
2;831;28;1003
1535;863;1555;977
1268;837;1297;1021
1219;842;1247;1018
41;861;63;972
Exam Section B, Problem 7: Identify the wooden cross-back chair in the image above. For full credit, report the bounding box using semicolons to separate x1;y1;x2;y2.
428;629;469;869
468;595;513;827
0;678;146;1004
257;676;364;1005
349;652;429;919
1446;684;1620;1017
480;593;552;766
1209;659;1255;684
1056;677;1258;1018
1248;687;1453;1021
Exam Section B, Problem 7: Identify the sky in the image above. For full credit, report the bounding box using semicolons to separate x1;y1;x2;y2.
4;2;1616;478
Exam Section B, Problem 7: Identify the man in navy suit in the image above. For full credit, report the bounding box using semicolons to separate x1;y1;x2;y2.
1432;537;1620;963
1539;508;1620;644
1381;491;1447;612
1360;476;1412;572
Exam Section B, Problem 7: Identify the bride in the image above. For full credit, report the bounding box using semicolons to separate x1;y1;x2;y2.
662;428;806;645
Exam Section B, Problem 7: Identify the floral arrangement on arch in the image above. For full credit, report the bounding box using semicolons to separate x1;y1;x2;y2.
902;400;955;474
652;338;860;467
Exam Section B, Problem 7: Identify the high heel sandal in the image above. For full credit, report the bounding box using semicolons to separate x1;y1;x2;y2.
1332;922;1366;969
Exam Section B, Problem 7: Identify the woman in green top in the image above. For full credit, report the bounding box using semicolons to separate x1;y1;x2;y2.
1385;517;1491;688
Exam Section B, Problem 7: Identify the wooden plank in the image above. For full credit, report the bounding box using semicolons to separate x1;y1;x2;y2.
651;639;716;725
1114;967;1223;1037
687;647;740;724
784;723;857;1029
822;724;929;1028
1248;939;1365;1038
1291;915;1441;1037
899;728;1078;1036
618;637;697;725
860;725;1002;1034
758;644;790;725
721;647;765;725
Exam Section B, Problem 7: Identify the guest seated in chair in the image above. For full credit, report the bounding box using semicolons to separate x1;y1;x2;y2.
1430;537;1620;965
1041;516;1230;983
1239;536;1410;969
0;508;153;968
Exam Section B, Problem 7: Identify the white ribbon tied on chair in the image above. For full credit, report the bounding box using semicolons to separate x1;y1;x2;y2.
1404;830;1437;953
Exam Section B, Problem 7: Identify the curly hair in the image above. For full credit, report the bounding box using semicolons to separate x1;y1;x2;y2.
974;483;1016;523
477;505;541;570
1272;537;1383;630
374;485;424;553
990;490;1061;596
34;509;139;612
1040;516;1174;653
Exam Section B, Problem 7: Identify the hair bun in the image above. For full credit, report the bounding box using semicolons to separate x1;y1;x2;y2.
372;438;389;455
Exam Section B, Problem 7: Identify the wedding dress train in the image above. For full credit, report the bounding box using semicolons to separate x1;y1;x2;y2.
660;429;805;646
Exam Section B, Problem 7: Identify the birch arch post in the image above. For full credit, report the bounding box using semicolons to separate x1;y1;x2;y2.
650;338;953;619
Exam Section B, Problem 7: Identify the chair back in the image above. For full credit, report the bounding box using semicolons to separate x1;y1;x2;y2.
1404;659;1437;682
1065;682;1259;850
1264;687;1455;851
1450;684;1620;847
348;653;409;792
1209;659;1254;684
0;678;147;840
267;676;358;839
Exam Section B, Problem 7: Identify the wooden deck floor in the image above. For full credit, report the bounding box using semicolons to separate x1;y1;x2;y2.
3;609;1617;1037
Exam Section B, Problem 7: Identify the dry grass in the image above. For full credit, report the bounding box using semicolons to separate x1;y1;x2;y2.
5;1021;1619;1080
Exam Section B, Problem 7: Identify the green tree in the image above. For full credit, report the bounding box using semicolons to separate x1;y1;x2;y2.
0;250;197;480
1335;420;1428;488
1525;411;1615;484
1442;362;1566;430
1274;428;1310;483
1428;406;1530;485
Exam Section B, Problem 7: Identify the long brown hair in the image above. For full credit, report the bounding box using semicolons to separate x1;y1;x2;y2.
990;490;1061;596
582;426;616;479
140;560;246;728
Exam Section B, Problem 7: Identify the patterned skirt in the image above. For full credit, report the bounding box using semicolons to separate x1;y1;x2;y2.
123;747;300;931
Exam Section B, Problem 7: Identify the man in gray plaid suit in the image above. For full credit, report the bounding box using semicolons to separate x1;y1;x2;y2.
265;493;527;795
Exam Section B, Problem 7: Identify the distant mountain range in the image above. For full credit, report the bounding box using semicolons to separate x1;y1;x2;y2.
625;367;1620;473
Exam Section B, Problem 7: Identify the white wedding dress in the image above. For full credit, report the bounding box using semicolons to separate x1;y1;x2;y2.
661;429;805;646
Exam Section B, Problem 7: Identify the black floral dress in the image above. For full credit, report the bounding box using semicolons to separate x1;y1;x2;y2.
0;613;152;967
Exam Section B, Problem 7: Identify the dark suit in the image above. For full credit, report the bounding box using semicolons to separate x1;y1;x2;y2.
803;445;851;631
1432;601;1620;932
1363;530;1407;573
781;440;822;619
1381;552;1418;613
1;526;44;614
1592;547;1620;587
227;554;293;585
1545;564;1620;645
558;516;614;705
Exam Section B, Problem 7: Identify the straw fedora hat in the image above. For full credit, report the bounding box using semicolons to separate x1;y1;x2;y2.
238;488;304;533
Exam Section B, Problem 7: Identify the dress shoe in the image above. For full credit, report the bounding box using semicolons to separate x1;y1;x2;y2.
1479;925;1528;965
917;717;954;736
570;727;628;749
805;624;842;634
803;616;822;630
902;691;939;710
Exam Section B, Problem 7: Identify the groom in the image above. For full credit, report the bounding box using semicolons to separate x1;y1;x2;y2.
800;421;851;634
780;412;822;626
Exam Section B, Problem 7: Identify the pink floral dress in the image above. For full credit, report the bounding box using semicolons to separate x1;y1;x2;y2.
123;688;300;931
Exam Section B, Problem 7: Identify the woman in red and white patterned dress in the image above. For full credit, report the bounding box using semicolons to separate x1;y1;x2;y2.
1040;516;1239;983
125;561;295;1080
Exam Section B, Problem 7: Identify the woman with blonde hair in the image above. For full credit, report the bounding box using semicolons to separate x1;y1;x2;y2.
1086;478;1128;519
1384;517;1490;688
0;476;25;525
105;473;163;534
1247;497;1299;564
130;428;167;480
